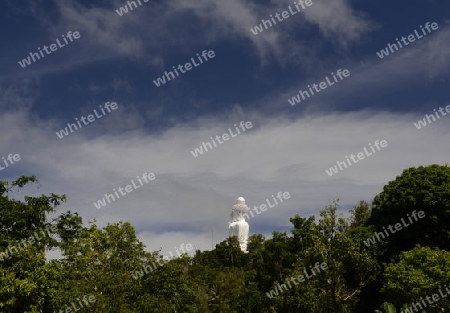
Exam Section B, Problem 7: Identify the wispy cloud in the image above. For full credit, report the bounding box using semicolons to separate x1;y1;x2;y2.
1;92;449;254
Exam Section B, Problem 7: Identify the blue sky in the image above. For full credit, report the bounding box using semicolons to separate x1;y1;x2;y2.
1;0;450;256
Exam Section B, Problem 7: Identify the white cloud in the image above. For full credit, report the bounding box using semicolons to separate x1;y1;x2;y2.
2;0;449;256
298;0;375;46
1;102;449;254
3;0;376;79
271;24;450;113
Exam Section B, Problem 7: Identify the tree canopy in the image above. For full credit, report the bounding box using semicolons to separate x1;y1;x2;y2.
0;165;449;312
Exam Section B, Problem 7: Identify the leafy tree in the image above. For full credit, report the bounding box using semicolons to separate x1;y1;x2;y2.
374;302;397;313
138;253;208;312
214;236;248;268
247;234;265;253
369;164;450;258
381;245;450;312
51;220;150;312
0;176;66;313
2;169;449;312
349;200;371;228
288;200;379;312
349;201;385;313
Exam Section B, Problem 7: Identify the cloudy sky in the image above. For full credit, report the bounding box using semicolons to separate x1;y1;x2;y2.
1;0;449;257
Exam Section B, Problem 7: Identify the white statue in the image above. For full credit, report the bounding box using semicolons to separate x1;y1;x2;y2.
228;197;249;252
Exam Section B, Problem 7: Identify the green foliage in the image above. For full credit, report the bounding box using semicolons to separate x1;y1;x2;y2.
349;200;371;228
286;199;380;312
0;165;449;312
381;245;450;311
370;164;450;257
374;302;397;313
0;175;66;312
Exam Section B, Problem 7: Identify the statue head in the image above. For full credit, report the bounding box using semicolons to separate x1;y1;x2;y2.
237;197;245;204
231;197;249;222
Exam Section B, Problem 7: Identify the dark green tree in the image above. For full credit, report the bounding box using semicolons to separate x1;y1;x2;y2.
0;176;66;313
369;164;450;259
381;245;450;312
